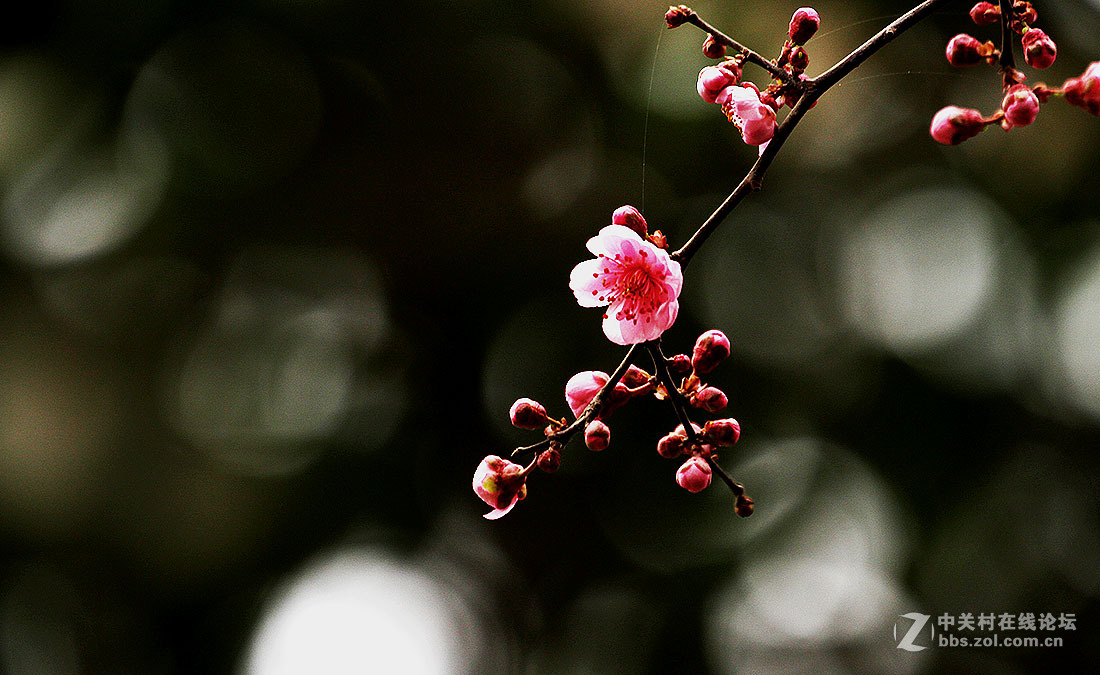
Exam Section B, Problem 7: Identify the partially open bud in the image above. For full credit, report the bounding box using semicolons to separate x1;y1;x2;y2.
565;370;609;418
702;35;725;59
510;398;550;429
930;106;986;145
697;62;742;104
676;456;712;493
703;418;741;446
537;446;561;473
693;385;728;413
473;455;529;520
1002;84;1039;127
735;494;755;517
788;46;809;71
691;329;731;375
665;5;691;28
946;34;983;67
622;364;651;389
968;1;1000;25
1014;1;1037;25
657;432;686;458
1022;29;1056;69
1064;62;1100;115
612;205;648;238
584;419;611;451
788;7;820;45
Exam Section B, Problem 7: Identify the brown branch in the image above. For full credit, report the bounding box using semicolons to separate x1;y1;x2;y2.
683;11;795;84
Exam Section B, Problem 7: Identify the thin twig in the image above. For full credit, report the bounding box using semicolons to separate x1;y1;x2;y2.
685;12;795;84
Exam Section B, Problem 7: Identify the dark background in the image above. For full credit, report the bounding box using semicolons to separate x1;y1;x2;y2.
0;0;1097;672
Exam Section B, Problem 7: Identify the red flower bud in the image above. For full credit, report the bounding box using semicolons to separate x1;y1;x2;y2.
1014;1;1037;25
1063;62;1100;116
676;456;712;493
668;354;693;377
702;35;725;59
945;34;983;67
657;432;685;458
537;446;561;473
509;397;549;430
735;494;755;517
693;385;728;413
703;418;741;446
788;46;809;71
584;419;610;451
788;7;820;45
968;2;1000;25
611;205;648;238
1001;84;1039;127
691;329;731;375
1022;29;1056;70
929;106;986;145
622;364;651;389
665;5;691;28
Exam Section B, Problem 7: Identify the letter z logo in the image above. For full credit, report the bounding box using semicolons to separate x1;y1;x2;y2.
894;612;934;652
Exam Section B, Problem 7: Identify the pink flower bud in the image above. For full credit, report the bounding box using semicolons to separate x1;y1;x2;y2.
1063;62;1100;116
665;5;691;28
584;419;610;451
968;2;1000;25
703;418;741;446
611;205;648;238
537;446;561;473
945;34;983;67
702;35;725;59
788;46;809;71
668;354;692;377
691;329;731;375
676;456;712;493
473;455;529;520
657;432;685;458
509;397;549;429
693;385;728;413
929;106;986;145
1022;29;1056;69
1002;84;1039;127
622;364;651;389
565;370;609;418
697;62;742;103
788;7;820;45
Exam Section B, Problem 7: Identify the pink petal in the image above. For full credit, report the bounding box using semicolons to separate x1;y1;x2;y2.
601;308;629;345
585;224;643;258
570;258;610;307
483;493;520;520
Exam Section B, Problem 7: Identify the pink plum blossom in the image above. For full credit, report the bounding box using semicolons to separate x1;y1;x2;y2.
719;84;777;146
676;456;712;493
1002;84;1039;127
788;7;820;45
473;455;529;519
1064;62;1100;116
569;224;683;345
697;62;742;103
565;370;609;418
930;105;986;145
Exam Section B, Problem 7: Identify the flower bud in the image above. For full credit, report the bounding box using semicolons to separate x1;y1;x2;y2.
691;329;731;375
509;397;549;429
611;205;648;238
1001;84;1039;127
945;34;983;67
657;432;685;458
735;494;755;517
1014;1;1037;25
565;370;609;418
788;7;820;45
537;446;561;473
968;2;1000;25
1022;29;1056;69
665;5;691;28
668;354;692;377
473;455;529;519
788;46;809;71
1063;62;1100;116
697;62;742;104
929;106;986;145
584;419;611;451
622;364;651;389
702;35;725;59
676;456;712;493
703;418;741;446
693;385;728;413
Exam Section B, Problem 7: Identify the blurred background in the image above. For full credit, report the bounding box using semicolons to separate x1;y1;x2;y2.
0;0;1097;672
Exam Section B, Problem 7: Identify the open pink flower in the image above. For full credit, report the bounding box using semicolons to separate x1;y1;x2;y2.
719;84;777;146
569;224;683;345
473;455;529;520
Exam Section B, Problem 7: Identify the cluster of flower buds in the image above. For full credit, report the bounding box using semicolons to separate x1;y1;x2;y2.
931;2;1096;144
688;7;820;151
477;327;752;518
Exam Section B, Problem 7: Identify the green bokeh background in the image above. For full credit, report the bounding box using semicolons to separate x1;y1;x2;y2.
0;0;1097;672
